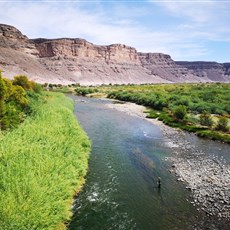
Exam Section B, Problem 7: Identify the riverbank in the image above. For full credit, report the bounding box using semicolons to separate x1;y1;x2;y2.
106;100;230;224
0;93;90;229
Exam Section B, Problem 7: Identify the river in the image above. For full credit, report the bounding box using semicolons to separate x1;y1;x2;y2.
68;96;229;230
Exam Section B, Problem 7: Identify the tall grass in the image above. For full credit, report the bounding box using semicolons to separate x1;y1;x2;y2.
0;92;90;229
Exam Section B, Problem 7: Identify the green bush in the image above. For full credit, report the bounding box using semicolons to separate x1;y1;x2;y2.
75;87;98;96
199;112;214;127
12;75;32;91
215;117;229;132
173;105;187;121
146;110;159;119
0;72;42;130
30;81;43;94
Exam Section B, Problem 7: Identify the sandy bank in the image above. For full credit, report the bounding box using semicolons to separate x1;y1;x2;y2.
106;101;230;223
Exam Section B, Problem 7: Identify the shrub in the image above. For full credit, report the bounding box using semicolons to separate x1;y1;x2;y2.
199;112;214;127
0;75;29;130
13;75;32;91
0;71;6;100
215;117;229;132
30;81;43;94
75;87;98;96
173;105;187;121
191;102;210;114
146;110;159;119
0;71;43;130
153;98;168;110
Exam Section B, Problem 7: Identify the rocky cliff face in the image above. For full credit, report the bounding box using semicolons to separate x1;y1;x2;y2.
138;53;208;82
0;24;61;83
0;23;27;47
176;61;230;82
31;37;164;85
0;23;229;85
0;24;38;55
33;38;139;64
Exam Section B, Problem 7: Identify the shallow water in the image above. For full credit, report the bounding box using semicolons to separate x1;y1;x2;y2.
68;96;228;230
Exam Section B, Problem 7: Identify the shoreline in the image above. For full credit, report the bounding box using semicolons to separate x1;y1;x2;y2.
106;100;230;223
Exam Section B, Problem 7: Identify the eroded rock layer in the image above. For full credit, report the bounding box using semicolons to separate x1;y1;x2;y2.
0;24;229;85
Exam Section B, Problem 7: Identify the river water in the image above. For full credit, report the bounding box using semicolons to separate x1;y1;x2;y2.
68;96;229;230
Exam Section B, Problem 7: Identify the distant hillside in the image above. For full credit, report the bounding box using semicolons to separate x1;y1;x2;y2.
0;23;229;85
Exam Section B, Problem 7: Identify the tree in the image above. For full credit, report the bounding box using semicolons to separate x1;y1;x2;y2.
173;105;187;121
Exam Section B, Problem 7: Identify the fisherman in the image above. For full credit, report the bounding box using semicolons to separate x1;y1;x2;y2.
157;177;161;188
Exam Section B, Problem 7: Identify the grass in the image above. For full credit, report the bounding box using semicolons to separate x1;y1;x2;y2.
197;130;230;143
0;92;90;230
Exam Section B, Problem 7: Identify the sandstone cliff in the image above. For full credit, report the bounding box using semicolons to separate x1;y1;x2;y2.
138;53;209;82
176;61;230;82
0;23;229;85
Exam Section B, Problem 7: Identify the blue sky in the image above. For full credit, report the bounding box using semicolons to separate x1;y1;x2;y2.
0;0;230;62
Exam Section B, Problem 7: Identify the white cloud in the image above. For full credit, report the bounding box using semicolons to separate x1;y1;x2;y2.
155;0;216;23
0;1;169;47
155;0;230;34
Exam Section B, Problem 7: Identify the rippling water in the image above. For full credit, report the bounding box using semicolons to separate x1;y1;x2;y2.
67;96;228;230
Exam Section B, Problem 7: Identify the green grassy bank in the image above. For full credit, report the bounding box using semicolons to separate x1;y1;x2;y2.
0;92;90;230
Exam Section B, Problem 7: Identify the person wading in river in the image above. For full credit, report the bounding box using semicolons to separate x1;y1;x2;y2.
157;177;161;188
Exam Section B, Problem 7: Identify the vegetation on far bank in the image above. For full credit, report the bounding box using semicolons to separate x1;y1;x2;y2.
69;83;230;143
0;73;90;229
